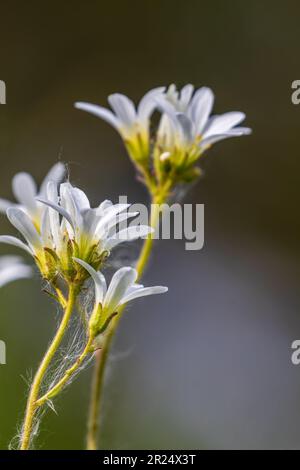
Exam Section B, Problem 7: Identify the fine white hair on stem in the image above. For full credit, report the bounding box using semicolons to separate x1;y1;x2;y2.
16;299;94;449
41;313;94;399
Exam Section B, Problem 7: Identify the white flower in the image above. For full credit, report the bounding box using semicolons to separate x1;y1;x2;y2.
74;257;168;336
156;84;251;153
75;84;251;190
0;182;153;281
75;88;165;162
39;182;153;255
0;256;32;288
0;163;65;229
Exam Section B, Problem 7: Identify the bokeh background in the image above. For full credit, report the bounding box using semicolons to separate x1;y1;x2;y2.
0;0;299;450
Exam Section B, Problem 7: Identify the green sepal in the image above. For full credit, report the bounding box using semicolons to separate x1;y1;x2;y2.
97;311;118;335
180;166;202;183
90;312;118;351
44;247;60;263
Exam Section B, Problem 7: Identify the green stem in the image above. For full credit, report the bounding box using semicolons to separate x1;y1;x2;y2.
86;337;113;450
20;284;77;450
135;196;161;279
36;336;93;407
86;189;168;450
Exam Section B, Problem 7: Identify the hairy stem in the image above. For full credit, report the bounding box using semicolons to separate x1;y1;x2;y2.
86;191;167;450
36;336;94;406
19;284;77;450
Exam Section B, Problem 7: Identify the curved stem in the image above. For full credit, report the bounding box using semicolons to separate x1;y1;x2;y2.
86;191;167;450
20;284;77;450
54;287;67;308
36;336;93;407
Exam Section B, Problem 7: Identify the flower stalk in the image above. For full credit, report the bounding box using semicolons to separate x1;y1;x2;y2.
20;283;78;450
85;188;168;450
86;336;113;450
36;335;94;407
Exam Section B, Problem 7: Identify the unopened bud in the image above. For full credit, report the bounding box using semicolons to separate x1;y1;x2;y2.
160;152;171;162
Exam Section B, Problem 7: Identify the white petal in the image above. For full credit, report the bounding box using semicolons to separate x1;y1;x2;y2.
98;200;113;213
0;260;32;288
74;102;121;131
95;203;131;236
166;84;179;103
60;183;83;231
39;163;66;197
73;258;107;305
200;126;252;149
104;267;137;313
157;113;177;147
189;87;214;134
82;209;100;237
155;95;179;123
72;187;90;211
6;208;42;251
200;134;231;148
0;235;33;255
0;255;23;268
179;84;194;109
226;126;252;136
108;94;137;126
177;113;195;143
37;197;75;230
0;198;15;213
105;225;153;250
106;211;139;234
120;285;168;305
126;283;144;294
40;208;52;247
12;172;37;213
203;112;245;139
46;181;61;249
137;87;165;124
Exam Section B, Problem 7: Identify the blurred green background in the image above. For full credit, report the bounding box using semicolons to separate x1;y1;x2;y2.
0;0;300;449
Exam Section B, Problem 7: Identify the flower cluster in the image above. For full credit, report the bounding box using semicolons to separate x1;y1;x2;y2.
0;163;168;452
0;177;153;284
0;83;250;450
75;84;251;194
153;84;251;186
